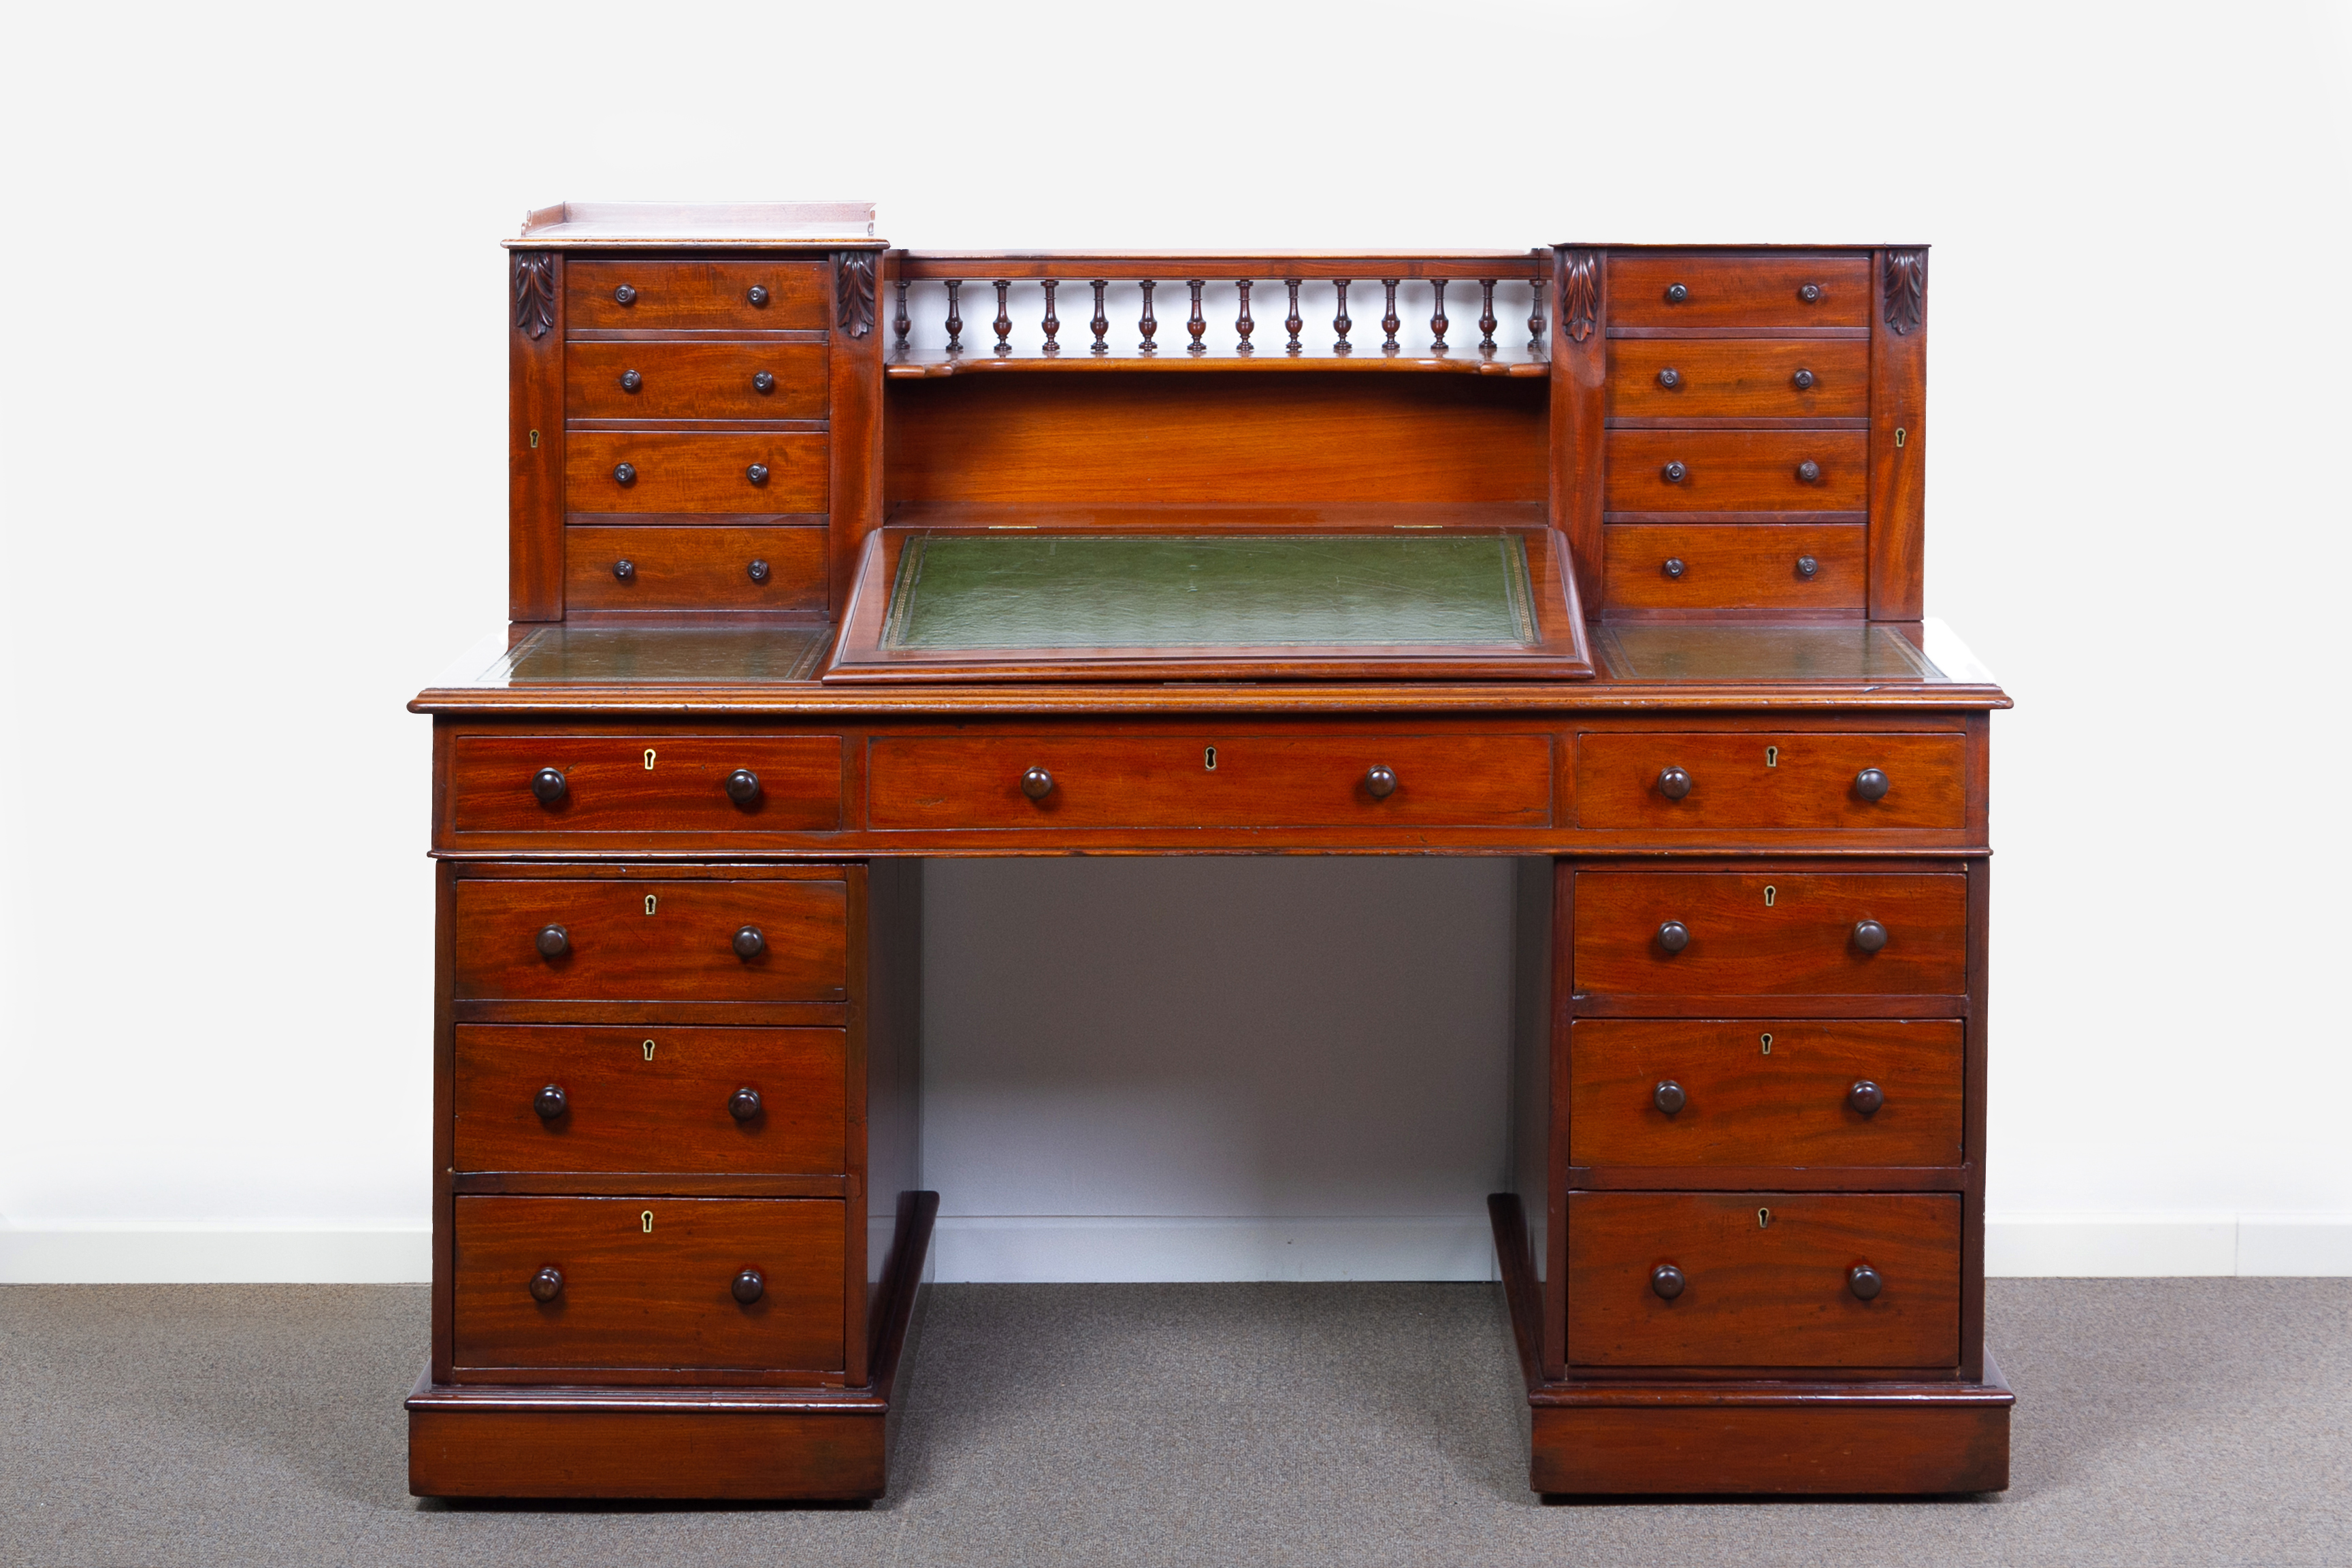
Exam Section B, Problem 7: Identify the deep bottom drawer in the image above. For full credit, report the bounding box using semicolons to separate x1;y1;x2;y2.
453;1196;845;1375
1566;1192;1961;1367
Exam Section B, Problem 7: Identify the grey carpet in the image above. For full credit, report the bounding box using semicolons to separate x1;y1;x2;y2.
1;1279;2345;1567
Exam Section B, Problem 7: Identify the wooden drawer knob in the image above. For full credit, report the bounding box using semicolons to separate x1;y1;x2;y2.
1365;765;1399;800
1791;367;1816;390
1848;1079;1885;1115
746;463;770;486
1854;768;1891;801
1852;919;1889;953
1021;766;1055;800
747;559;770;584
536;924;569;958
1662;557;1686;580
1795;460;1822;484
1848;1263;1884;1301
1655;367;1681;389
1662;460;1688;483
729;1087;763;1122
1650;1263;1686;1299
529;1266;564;1302
612;559;636;582
613;284;637;306
534;1084;568;1121
1796;555;1820;579
1657;766;1692;800
1665;282;1689;303
1652;1080;1686;1115
732;1268;766;1303
747;285;770;307
732;926;765;960
1656;920;1690;954
619;369;642;393
1799;282;1823;303
531;767;568;804
612;463;637;486
725;768;762;804
753;370;776;393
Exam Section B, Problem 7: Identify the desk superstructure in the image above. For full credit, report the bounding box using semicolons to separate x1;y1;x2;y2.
408;204;2012;1499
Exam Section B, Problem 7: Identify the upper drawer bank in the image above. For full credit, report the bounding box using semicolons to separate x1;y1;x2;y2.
566;261;831;333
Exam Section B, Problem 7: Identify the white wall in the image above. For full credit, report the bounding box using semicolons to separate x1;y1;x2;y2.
3;1;2348;1283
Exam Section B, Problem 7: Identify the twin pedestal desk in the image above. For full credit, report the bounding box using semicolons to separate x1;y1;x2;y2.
407;203;2013;1501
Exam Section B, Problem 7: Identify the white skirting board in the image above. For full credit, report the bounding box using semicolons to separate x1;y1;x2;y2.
3;1215;2347;1284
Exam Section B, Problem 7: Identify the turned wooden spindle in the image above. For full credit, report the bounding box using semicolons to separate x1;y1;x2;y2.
1186;279;1207;353
944;280;964;353
893;279;910;352
1138;279;1158;353
1333;279;1352;354
1041;279;1060;353
1235;280;1255;353
1090;279;1110;353
992;280;1013;355
1284;278;1304;353
1478;280;1498;354
1528;276;1546;348
1380;280;1401;353
1429;280;1450;351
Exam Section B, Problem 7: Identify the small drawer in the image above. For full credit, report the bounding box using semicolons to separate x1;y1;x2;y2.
453;1196;844;1374
1604;430;1867;514
566;525;829;614
1573;870;1967;999
1605;339;1870;421
566;261;830;333
454;1026;847;1175
1565;1192;1960;1367
1567;1019;1963;1169
452;735;843;835
453;875;848;1004
1603;523;1864;612
567;341;830;421
1573;731;1965;831
866;733;1553;830
567;431;828;515
1607;253;1872;330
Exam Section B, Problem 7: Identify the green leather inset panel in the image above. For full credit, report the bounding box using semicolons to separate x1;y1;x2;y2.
1596;623;1945;682
883;533;1537;650
502;625;829;683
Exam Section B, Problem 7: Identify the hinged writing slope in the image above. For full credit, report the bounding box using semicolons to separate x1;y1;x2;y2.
821;523;1594;683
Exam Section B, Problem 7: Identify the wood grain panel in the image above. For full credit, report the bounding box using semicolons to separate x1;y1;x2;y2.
1603;430;1867;513
451;734;842;835
454;1026;847;1175
453;877;847;1003
568;432;828;515
1573;730;1964;830
452;1196;844;1372
409;1405;883;1499
510;250;564;620
1529;1399;2008;1494
1572;870;1967;998
1565;1192;1960;1367
867;732;1553;830
567;261;829;332
1602;523;1865;613
567;341;828;421
885;374;1547;506
1567;1019;1963;1169
1609;254;1872;330
1869;248;1929;619
564;525;829;613
1606;338;1870;421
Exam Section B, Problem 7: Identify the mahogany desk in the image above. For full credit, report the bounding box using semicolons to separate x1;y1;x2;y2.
408;204;2013;1500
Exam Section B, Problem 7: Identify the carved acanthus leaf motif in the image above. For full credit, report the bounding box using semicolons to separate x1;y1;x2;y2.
1882;248;1926;336
512;251;557;340
1560;248;1600;343
834;251;877;338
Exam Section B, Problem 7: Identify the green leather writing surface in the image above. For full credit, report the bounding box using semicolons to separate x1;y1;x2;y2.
501;625;829;683
882;533;1537;651
1597;623;1945;682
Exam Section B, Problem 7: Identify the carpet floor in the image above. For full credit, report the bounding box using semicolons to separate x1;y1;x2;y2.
1;1278;2345;1567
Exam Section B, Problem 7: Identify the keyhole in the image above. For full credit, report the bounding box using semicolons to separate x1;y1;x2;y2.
642;1039;657;1061
528;429;540;448
1204;747;1218;770
1764;885;1777;907
641;1211;654;1233
1757;1207;1771;1229
644;749;657;770
1765;745;1779;768
1895;427;1908;448
644;894;657;916
1759;1032;1774;1055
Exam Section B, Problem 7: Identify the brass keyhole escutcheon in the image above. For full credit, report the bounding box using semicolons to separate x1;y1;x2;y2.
1758;1207;1771;1229
644;894;657;916
1764;885;1777;907
642;1039;657;1061
641;1211;654;1233
1759;1032;1774;1055
1765;745;1779;767
528;429;540;448
1896;427;1908;448
644;749;657;770
1204;746;1218;770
